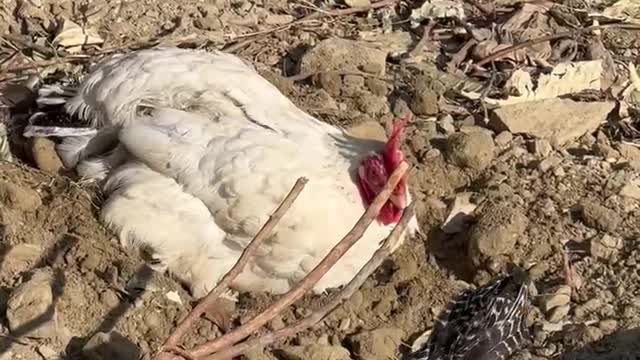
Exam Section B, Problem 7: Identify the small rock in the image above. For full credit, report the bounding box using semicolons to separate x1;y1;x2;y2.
342;74;365;97
301;38;387;76
82;331;141;360
590;234;623;260
579;200;621;233
0;243;43;278
584;326;604;342
356;94;388;116
80;252;101;273
99;289;120;308
546;304;570;323
494;131;513;147
391;98;411;117
0;180;42;212
350;327;405;360
411;85;439;116
620;182;640;200
37;345;58;359
574;298;603;320
469;201;528;266
538;156;562;173
276;344;351;360
538;285;571;312
305;89;338;110
365;78;389;96
598;319;618;334
31;137;64;174
6;270;60;339
489;98;615;145
313;72;342;97
531;138;553;157
437;114;455;134
446;131;495;170
194;13;222;31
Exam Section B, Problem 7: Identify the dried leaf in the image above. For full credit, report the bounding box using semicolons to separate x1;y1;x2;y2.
463;60;603;106
53;19;103;53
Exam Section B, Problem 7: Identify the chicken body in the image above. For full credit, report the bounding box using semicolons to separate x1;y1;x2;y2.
52;48;418;298
406;275;530;360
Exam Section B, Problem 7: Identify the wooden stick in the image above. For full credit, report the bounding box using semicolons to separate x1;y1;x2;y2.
189;161;411;358
157;177;309;356
205;202;416;360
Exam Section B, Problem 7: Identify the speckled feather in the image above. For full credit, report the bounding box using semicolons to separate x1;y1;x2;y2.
407;275;530;360
45;48;419;298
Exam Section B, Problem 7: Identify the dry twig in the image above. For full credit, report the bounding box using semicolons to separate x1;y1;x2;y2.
156;177;309;357
205;202;416;360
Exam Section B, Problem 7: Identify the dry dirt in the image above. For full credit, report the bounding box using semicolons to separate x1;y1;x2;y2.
1;0;640;360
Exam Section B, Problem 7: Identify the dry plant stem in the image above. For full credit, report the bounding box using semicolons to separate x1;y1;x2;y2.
205;203;416;360
189;161;411;358
159;177;309;354
476;23;640;67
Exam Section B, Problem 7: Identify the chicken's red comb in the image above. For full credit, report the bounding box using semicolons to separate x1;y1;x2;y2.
385;112;411;148
383;112;411;169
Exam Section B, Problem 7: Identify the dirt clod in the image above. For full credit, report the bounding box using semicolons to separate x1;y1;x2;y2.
469;201;528;266
349;327;405;360
446;131;495;170
0;180;42;212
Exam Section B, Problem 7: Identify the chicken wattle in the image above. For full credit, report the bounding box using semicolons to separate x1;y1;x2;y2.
38;47;419;298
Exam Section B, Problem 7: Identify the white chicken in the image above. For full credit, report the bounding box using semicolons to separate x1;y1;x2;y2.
38;47;419;298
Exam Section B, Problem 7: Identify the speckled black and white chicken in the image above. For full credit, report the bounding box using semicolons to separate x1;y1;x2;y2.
30;47;419;299
405;274;531;360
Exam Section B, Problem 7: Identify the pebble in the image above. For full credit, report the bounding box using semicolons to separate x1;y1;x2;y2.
313;72;341;97
437;114;455;134
446;131;496;170
531;138;553;157
538;285;571;313
494;131;513;147
546;304;570;323
30;137;64;174
99;289;120;308
598;319;618;334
